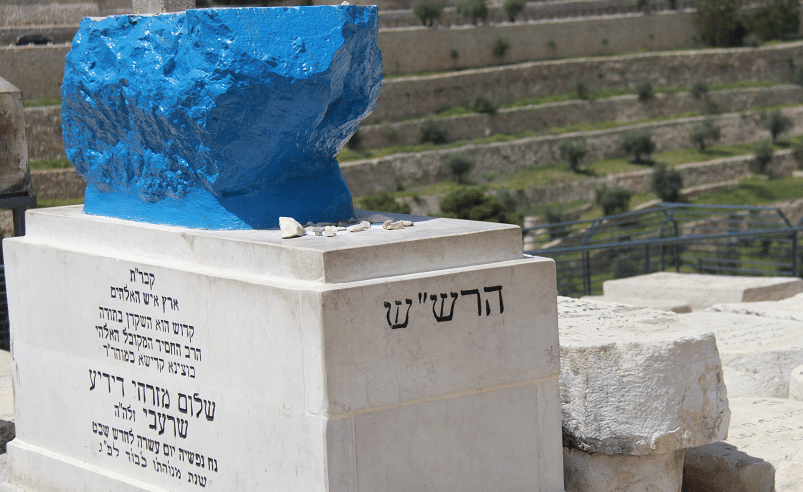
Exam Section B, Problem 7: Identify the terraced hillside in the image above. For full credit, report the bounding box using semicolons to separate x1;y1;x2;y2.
11;0;803;227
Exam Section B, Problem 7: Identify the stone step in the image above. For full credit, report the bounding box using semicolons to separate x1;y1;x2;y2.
684;397;803;492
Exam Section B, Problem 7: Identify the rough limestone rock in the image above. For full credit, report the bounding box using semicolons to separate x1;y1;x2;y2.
790;365;803;401
279;216;305;239
0;77;31;196
684;398;803;492
683;443;775;492
707;292;803;321
679;311;803;398
558;298;730;456
61;6;382;229
564;448;687;492
582;295;692;313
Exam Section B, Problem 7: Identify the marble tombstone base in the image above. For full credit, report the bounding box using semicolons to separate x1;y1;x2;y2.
1;206;563;492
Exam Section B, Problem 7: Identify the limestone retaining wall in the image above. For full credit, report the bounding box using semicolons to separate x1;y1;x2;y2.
31;168;85;201
344;105;803;196
403;151;799;215
0;44;70;101
371;41;803;123
0;3;99;28
379;10;699;75
24;105;65;162
360;85;803;149
377;0;692;28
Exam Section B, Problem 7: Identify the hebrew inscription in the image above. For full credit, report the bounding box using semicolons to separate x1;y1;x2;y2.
384;285;505;329
88;267;218;488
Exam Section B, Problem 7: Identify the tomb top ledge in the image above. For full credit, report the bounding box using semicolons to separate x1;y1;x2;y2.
20;206;527;283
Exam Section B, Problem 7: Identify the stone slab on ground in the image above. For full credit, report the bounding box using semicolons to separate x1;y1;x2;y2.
678;311;803;398
1;207;564;492
565;448;686;492
558;298;729;456
684;397;803;492
602;273;803;311
708;292;803;321
581;295;692;313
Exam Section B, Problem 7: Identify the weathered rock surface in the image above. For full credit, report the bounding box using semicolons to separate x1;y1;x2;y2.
62;6;382;229
707;292;803;321
279;216;305;239
0;77;31;196
564;448;686;492
581;295;692;313
683;442;775;492
790;365;803;401
684;397;803;492
602;273;803;311
558;298;730;456
679;311;803;398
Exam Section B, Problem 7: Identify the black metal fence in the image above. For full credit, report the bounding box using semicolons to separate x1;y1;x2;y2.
523;203;803;298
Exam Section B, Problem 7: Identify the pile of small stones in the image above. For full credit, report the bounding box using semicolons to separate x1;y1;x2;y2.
279;216;414;239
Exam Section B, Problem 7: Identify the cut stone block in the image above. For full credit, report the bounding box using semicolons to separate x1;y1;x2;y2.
133;0;195;14
581;295;692;313
790;365;803;401
565;448;686;492
2;207;563;492
707;292;803;321
683;398;803;492
683;443;775;492
603;273;803;311
679;311;803;398
61;6;382;229
0;77;31;196
558;298;730;456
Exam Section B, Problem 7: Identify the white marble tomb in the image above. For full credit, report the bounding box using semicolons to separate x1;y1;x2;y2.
1;206;564;492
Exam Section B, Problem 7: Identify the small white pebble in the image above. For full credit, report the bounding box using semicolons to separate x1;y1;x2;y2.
280;217;306;239
402;220;414;227
347;220;371;232
383;220;405;230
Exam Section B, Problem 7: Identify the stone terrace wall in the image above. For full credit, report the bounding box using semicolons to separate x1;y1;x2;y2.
377;0;693;28
360;85;803;149
31;168;86;200
24;105;65;162
380;11;699;74
344;105;803;196
0;44;70;100
507;150;799;211
0;3;100;28
370;41;803;123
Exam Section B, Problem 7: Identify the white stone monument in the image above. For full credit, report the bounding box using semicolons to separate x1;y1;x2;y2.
2;206;564;492
557;298;730;492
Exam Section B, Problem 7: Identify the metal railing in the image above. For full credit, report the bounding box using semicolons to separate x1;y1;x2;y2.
523;203;803;298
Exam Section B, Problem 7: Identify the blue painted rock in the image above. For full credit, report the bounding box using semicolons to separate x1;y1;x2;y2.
61;6;382;229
